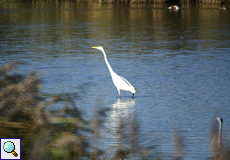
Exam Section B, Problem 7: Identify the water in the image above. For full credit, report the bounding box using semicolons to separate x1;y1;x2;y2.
1;2;230;159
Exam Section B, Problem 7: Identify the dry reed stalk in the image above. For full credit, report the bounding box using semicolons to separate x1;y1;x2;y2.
173;127;184;160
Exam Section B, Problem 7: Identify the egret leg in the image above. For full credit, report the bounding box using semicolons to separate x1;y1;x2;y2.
132;93;134;99
117;88;121;98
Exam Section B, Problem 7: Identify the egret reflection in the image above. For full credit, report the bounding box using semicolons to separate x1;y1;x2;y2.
106;99;137;151
110;99;136;126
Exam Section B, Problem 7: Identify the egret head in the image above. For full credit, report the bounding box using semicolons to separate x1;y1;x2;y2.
92;46;104;51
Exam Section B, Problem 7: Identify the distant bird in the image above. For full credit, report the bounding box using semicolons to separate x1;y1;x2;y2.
92;46;136;98
210;117;223;157
219;6;228;9
216;117;223;147
168;5;180;10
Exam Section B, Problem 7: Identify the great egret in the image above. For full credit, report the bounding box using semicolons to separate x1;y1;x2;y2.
168;5;180;10
92;46;136;98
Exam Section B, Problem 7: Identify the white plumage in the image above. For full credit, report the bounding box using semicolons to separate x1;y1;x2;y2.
168;5;180;10
92;46;136;98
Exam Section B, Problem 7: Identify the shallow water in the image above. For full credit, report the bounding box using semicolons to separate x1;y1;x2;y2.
1;2;230;159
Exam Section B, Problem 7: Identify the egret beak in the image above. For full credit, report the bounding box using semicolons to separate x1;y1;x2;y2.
92;47;98;49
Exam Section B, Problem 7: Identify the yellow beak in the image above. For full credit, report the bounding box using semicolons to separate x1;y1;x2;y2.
92;47;98;49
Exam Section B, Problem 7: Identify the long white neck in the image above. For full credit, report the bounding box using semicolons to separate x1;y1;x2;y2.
219;121;222;134
101;49;114;74
218;121;222;148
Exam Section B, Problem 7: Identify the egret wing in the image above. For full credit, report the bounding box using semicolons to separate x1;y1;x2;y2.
111;74;135;93
119;75;135;91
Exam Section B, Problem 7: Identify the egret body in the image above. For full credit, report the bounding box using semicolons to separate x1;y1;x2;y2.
92;46;136;98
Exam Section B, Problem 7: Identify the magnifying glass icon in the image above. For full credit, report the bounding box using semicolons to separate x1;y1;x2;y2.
3;141;18;157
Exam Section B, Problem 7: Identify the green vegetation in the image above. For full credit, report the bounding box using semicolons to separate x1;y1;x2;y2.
1;62;230;160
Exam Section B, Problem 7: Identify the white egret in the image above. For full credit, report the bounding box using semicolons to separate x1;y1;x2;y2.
92;46;136;98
